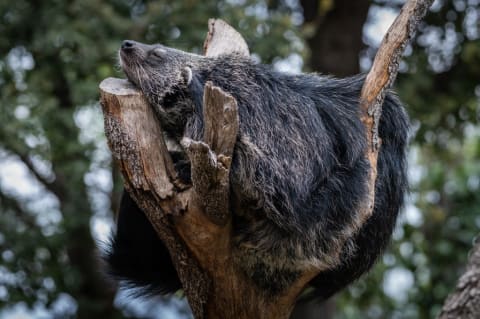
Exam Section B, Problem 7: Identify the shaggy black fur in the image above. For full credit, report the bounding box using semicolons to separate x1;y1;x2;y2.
105;191;181;295
104;40;409;302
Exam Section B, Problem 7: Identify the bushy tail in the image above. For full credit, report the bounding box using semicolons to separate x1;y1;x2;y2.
103;191;182;296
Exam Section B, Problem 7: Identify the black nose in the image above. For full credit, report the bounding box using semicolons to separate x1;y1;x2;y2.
121;40;135;51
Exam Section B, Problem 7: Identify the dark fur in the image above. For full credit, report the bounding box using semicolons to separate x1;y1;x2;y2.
104;40;409;301
105;191;181;295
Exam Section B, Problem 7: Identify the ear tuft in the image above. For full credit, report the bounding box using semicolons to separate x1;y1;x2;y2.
182;67;193;85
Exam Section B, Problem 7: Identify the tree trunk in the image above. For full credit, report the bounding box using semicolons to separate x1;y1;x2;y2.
99;3;435;316
300;0;370;76
437;242;480;319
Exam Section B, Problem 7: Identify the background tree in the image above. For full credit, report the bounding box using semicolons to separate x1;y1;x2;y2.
0;0;479;318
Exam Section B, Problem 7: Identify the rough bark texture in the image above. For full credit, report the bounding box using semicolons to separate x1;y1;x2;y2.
99;8;433;318
437;242;480;319
181;82;239;226
358;0;434;229
100;77;210;318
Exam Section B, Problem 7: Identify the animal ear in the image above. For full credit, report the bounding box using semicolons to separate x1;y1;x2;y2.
182;67;193;85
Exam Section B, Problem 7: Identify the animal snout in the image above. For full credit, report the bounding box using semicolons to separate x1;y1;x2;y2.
121;40;135;52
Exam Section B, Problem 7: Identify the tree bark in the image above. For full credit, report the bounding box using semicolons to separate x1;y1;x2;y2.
358;0;434;231
437;242;480;319
99;4;434;317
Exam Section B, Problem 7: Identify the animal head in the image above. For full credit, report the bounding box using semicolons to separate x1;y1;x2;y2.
119;40;203;137
118;40;201;105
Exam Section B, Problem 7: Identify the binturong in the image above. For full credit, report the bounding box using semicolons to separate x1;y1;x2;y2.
104;39;409;301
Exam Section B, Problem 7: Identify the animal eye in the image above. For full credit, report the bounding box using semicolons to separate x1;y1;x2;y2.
152;48;166;58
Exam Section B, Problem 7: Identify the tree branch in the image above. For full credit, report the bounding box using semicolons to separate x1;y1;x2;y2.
312;0;435;272
356;0;434;229
0;190;38;229
99;77;210;318
2;145;63;199
181;82;239;226
437;241;480;318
